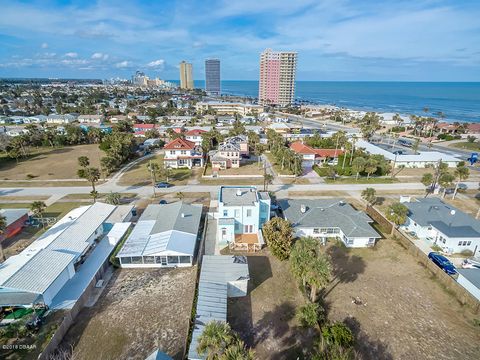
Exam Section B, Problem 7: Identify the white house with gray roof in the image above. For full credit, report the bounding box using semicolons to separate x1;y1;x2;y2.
279;199;380;248
217;186;270;252
402;197;480;255
117;202;203;268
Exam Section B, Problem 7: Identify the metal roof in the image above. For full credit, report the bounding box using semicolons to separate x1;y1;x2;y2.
117;202;202;257
219;186;258;207
188;255;249;360
279;198;380;238
405;198;480;238
0;208;29;227
0;202;116;295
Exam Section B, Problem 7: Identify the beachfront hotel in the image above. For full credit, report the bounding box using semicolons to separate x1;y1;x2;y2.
179;60;194;89
205;58;221;96
259;48;297;106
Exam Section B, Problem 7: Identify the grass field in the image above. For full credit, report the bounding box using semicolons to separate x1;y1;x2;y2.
0;144;103;180
265;152;294;176
118;153;193;186
451;141;480;151
204;161;264;176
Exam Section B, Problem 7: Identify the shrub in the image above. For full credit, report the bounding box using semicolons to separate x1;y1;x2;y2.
460;249;473;257
322;322;354;348
297;303;324;328
431;244;443;252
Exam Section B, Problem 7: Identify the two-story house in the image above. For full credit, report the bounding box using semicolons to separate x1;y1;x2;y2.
402;197;480;255
185;129;206;146
217;186;271;252
209;135;249;171
163;138;204;169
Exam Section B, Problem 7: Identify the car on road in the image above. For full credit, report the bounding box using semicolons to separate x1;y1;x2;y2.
457;183;468;191
461;258;480;270
428;252;457;275
155;182;172;188
159;199;168;204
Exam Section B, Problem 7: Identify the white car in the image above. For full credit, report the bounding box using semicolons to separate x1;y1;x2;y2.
461;258;480;269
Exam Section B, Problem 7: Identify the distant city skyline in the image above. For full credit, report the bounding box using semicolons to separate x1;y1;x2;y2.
0;1;479;81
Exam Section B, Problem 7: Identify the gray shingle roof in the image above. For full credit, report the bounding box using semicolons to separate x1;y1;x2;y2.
141;202;202;235
405;198;480;238
279;198;380;238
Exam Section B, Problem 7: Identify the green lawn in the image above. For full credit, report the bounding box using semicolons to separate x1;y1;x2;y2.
451;141;480;151
325;177;399;184
118;154;193;186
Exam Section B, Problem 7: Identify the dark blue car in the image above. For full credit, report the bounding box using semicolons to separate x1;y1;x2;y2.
155;182;171;188
428;252;457;275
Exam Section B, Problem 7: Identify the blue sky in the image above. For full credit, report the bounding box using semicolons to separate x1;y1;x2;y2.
0;0;479;81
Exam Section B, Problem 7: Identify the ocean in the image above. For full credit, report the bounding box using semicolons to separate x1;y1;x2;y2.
176;80;480;123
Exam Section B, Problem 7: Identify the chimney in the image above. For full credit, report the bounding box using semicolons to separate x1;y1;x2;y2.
181;213;186;218
236;189;242;196
300;204;307;213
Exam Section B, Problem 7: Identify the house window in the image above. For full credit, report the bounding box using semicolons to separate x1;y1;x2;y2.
247;209;252;217
223;210;228;217
467;241;472;246
120;257;131;264
167;256;179;264
143;256;155;264
221;228;227;236
458;241;463;246
170;150;176;155
313;228;320;234
234;209;240;217
131;256;143;264
181;150;187;155
179;256;191;264
346;238;354;245
462;241;468;246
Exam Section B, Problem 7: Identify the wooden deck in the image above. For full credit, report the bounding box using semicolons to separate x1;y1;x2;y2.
230;234;262;252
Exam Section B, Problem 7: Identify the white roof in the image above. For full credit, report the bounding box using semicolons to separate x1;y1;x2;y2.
355;140;461;163
0;202;116;295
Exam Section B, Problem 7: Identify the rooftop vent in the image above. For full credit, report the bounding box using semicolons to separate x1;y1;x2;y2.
300;204;307;213
181;213;186;218
236;189;243;196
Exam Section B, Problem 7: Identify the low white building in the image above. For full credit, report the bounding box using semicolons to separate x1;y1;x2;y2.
46;114;76;124
0;203;131;308
457;269;480;301
117;202;203;268
279;198;381;248
188;255;249;360
402;197;480;255
355;140;461;168
78;114;104;124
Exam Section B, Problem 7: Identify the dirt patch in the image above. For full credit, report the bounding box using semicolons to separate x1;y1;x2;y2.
325;240;480;360
0;144;103;180
59;267;197;360
227;251;315;360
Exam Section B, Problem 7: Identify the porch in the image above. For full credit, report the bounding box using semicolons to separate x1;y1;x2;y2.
229;233;264;252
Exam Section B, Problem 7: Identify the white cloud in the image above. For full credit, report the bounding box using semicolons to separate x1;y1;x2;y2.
147;59;165;68
91;52;109;60
41;42;48;49
64;52;78;58
115;60;130;68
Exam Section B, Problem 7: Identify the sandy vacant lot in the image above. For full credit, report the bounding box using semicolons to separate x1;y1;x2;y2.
0;144;103;180
228;240;480;360
60;267;196;360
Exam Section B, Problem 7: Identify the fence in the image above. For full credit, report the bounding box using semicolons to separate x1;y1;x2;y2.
38;259;111;359
366;204;394;235
367;205;479;314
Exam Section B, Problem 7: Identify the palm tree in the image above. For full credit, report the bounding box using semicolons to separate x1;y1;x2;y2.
0;215;6;235
306;255;332;302
197;321;235;359
221;341;255;360
438;172;455;198
386;202;409;227
351;157;366;181
297;303;323;328
361;188;377;205
421;173;434;197
349;135;358;166
147;161;160;197
30;201;47;227
105;192;121;205
78;156;90;169
176;192;185;200
364;158;378;180
83;168;101;201
452;164;469;199
263;173;274;192
412;138;421;155
90;190;99;203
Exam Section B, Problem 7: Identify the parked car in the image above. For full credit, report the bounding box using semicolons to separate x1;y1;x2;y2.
241;154;251;159
428;252;457;275
159;199;168;204
457;183;468;191
462;258;480;270
155;182;172;188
